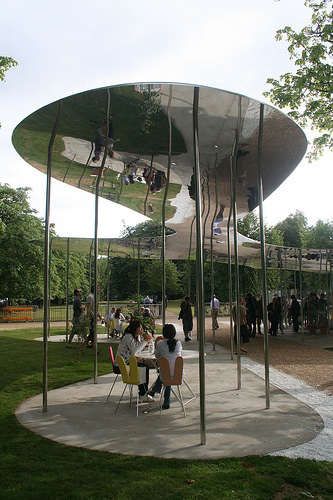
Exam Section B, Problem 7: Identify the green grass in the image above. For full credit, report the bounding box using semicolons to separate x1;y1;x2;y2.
1;327;333;499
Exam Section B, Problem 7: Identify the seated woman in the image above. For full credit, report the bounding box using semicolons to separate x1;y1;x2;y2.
114;308;126;335
148;323;182;410
113;319;154;402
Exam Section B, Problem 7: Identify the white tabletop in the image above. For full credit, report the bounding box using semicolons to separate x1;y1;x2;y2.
136;349;200;360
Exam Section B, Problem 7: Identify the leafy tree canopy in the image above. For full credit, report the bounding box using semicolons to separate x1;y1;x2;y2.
265;0;333;159
0;56;17;82
0;56;17;128
0;184;44;301
275;210;309;247
237;212;284;245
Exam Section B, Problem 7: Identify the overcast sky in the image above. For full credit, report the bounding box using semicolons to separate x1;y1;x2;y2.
0;0;332;237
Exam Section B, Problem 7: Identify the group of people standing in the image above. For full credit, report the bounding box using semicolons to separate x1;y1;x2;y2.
69;287;95;346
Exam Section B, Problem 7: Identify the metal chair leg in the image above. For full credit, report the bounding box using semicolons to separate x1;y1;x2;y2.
129;385;133;407
114;384;127;415
183;376;196;398
177;385;186;417
182;377;196;406
105;374;119;402
159;387;165;415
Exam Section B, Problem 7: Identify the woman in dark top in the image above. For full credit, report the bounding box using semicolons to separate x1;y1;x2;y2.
178;296;193;342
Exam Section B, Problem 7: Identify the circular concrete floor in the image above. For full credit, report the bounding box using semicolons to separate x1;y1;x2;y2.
15;346;323;459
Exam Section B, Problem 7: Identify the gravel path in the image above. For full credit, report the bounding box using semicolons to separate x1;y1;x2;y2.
210;324;333;396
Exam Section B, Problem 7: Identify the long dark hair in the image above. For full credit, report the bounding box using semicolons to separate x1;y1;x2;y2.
114;308;121;319
162;323;177;352
123;319;141;339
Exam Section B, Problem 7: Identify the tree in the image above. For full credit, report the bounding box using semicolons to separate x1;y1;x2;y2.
265;0;333;159
0;56;17;82
0;56;17;128
305;219;333;248
0;184;44;301
275;210;309;247
237;212;283;245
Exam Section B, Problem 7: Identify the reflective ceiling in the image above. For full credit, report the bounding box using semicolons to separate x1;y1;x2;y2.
13;83;309;262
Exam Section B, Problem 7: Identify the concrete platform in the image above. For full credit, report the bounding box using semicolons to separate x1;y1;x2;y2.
15;346;323;459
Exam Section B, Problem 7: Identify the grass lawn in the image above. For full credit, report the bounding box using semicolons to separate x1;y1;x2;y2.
1;327;333;499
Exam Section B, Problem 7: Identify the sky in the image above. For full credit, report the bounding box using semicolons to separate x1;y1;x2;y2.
0;0;332;238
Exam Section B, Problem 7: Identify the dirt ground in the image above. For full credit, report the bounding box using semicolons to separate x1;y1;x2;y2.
207;321;333;395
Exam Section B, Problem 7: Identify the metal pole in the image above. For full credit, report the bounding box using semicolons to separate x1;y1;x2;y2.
42;101;61;413
106;240;112;332
227;201;234;360
161;85;173;326
137;238;141;309
257;103;270;409
192;86;206;446
93;88;111;384
210;169;219;352
48;236;53;338
299;248;304;343
65;237;70;343
231;144;241;390
231;97;242;391
187;215;196;297
89;240;93;290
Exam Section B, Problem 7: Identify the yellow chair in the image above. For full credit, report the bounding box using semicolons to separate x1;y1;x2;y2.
158;357;186;417
114;355;142;416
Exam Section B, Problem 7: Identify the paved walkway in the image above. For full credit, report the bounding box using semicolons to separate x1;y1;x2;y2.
9;314;333;460
16;342;325;460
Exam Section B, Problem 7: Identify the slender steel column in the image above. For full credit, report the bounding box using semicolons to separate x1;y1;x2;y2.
106;240;112;331
65;237;70;343
143;153;154;215
93;88;111;383
48;236;53;338
192;86;206;445
187;215;196;297
231;141;241;390
299;248;304;343
78;143;93;188
203;172;210;254
161;86;173;326
210;169;219;352
42;101;61;413
227;201;234;360
137;238;141;308
89;240;93;290
257;103;270;409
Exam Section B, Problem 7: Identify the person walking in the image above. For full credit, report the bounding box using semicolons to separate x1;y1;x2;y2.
290;295;301;333
68;288;82;343
210;294;220;330
178;296;193;342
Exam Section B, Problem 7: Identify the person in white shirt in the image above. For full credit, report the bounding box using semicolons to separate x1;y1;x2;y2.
114;319;154;402
148;323;182;410
113;307;126;334
211;294;220;330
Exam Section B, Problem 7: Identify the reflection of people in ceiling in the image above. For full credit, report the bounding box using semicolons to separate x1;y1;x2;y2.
92;119;114;162
142;166;166;193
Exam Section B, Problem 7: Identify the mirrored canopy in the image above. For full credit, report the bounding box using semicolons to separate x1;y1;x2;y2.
13;83;308;260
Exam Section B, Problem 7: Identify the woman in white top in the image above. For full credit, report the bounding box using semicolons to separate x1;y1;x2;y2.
114;319;153;401
148;323;182;409
113;307;126;334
